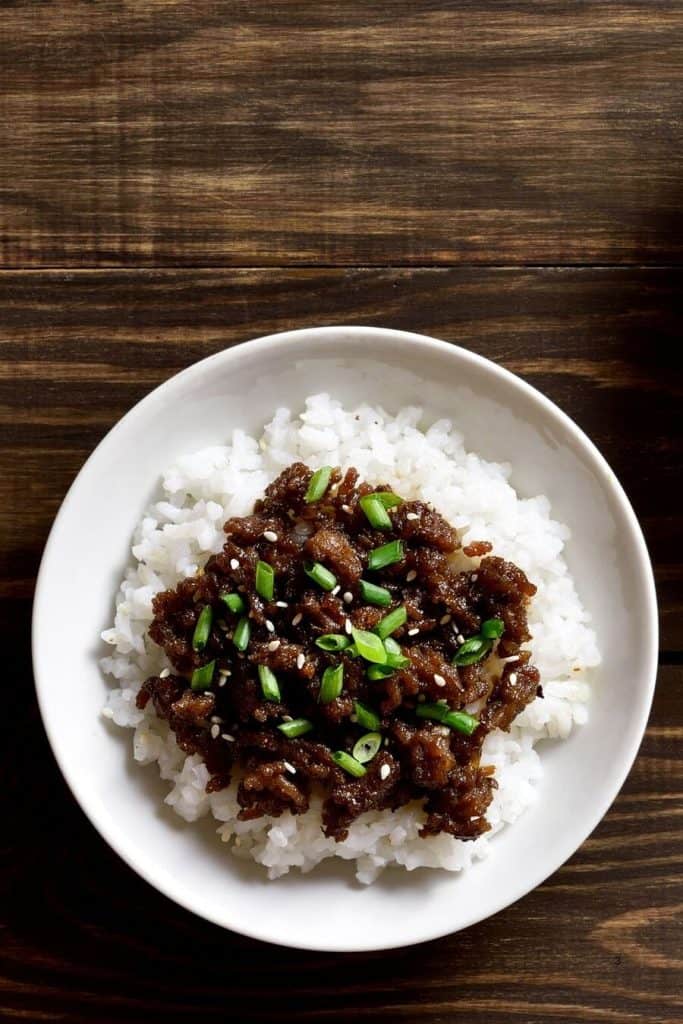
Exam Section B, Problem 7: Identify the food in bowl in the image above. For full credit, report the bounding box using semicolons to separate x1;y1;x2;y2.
101;395;600;882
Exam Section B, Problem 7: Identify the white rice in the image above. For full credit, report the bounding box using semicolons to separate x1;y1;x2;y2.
101;394;600;884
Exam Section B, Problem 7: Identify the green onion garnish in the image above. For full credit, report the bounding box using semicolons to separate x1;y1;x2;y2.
255;560;275;601
353;700;381;730
220;592;246;614
385;651;410;669
383;636;402;656
315;634;351;652
367;539;404;571
359;494;392;530
192;604;213;651
481;618;505;639
258;664;281;701
374;605;407;640
304;561;337;592
332;751;367;778
352;732;382;764
351;626;387;664
232;616;251;652
416;702;478;735
453;636;491;666
190;660;215;691
305;466;333;503
371;491;403;509
278;718;313;738
319;664;344;704
359;579;392;607
367;664;395;680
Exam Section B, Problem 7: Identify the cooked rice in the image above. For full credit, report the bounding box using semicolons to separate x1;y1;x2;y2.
101;395;600;884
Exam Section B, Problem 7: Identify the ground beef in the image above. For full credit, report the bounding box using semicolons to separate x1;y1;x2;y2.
138;462;540;842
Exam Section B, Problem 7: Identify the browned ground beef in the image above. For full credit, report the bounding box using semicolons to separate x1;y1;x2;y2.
137;463;541;841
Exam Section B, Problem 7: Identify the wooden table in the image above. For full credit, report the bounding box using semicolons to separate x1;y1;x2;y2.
2;3;681;1021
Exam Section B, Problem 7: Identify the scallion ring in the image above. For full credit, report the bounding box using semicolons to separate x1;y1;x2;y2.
353;700;381;731
352;732;382;764
453;636;491;666
220;592;246;614
367;539;404;571
191;604;213;651
255;560;275;601
319;663;344;704
351;626;387;664
278;718;313;738
258;664;281;701
304;561;337;592
359;494;392;530
305;466;333;503
332;750;367;778
190;660;215;691
232;616;251;652
315;634;351;652
374;605;407;640
359;579;392;607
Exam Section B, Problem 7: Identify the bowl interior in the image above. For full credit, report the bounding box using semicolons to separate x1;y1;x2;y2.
33;327;657;951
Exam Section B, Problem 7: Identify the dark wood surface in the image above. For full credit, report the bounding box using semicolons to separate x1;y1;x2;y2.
2;2;682;1022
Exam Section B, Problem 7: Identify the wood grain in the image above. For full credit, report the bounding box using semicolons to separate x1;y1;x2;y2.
1;1;682;267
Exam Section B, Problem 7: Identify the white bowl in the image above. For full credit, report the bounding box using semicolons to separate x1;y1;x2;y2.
33;326;657;951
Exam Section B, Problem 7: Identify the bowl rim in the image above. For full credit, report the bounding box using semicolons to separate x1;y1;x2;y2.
32;325;659;950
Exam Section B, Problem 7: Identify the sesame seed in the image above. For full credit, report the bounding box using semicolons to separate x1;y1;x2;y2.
265;619;275;632
211;715;223;724
406;512;419;521
230;558;240;570
210;724;220;739
296;653;305;670
234;837;241;847
380;764;391;781
218;678;227;687
437;698;448;705
276;600;288;608
331;584;340;596
343;591;353;604
502;655;520;664
283;761;296;775
440;614;451;625
263;530;278;542
221;733;235;742
383;737;390;746
218;668;231;677
292;612;303;626
159;668;170;678
345;618;353;635
406;570;417;582
102;706;114;719
341;504;352;513
434;673;446;687
471;573;478;582
457;634;465;644
268;639;281;651
282;714;293;722
408;627;420;636
509;672;518;685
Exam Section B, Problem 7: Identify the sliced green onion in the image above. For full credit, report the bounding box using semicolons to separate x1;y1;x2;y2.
359;579;392;607
304;561;337;592
374;605;407;640
305;465;333;503
383;636;402;656
359;494;392;530
453;636;491;666
481;618;505;639
315;634;351;652
332;750;367;778
367;664;395;680
220;592;246;614
278;718;313;738
367;539;404;571
319;663;344;704
371;491;403;509
255;560;275;601
352;732;382;764
258;664;281;701
351;626;387;664
232;616;251;652
192;604;213;651
416;702;478;735
191;660;215;691
353;700;381;730
385;651;410;669
443;710;479;736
